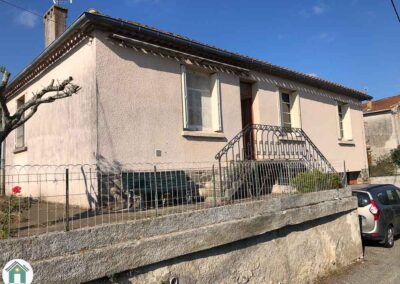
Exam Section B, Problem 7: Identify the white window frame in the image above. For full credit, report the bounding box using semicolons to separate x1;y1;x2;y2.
336;101;352;141
279;90;301;129
181;65;222;132
15;96;25;149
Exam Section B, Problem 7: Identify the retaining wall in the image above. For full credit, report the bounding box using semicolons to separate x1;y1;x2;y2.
370;176;400;187
0;189;362;283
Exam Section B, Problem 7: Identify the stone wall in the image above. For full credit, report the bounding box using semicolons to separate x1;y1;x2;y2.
120;211;360;284
0;189;362;283
370;176;400;187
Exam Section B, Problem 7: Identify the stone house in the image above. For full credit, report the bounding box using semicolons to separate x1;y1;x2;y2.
363;95;400;161
4;5;371;201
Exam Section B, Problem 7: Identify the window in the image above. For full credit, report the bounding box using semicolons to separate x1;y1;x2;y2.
281;92;291;128
337;102;352;140
337;104;344;139
376;190;389;205
353;192;371;207
279;90;301;129
181;66;222;131
15;96;25;149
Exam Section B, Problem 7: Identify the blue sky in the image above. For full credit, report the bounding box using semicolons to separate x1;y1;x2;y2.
0;0;399;100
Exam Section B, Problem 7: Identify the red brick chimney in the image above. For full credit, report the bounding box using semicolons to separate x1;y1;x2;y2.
43;5;68;48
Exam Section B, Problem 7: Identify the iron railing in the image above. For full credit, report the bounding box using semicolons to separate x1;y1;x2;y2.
0;161;345;240
215;124;336;172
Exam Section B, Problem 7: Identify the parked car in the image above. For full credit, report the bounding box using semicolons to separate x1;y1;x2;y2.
352;184;400;248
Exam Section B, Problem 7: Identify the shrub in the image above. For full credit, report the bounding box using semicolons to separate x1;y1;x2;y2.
0;195;30;239
369;154;396;177
291;170;341;193
391;146;400;167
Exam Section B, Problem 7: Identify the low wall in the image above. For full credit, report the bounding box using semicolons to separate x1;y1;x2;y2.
370;176;400;187
0;189;362;283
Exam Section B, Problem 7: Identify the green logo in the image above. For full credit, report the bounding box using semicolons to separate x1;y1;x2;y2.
2;259;33;284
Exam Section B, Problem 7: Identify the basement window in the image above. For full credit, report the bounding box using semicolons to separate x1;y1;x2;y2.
181;66;222;132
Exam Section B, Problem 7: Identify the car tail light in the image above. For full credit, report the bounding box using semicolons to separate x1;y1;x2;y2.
369;200;380;221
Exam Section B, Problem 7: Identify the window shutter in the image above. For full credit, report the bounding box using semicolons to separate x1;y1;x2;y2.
211;73;222;132
181;65;189;129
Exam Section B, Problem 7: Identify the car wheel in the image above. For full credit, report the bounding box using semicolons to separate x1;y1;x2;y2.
384;226;395;248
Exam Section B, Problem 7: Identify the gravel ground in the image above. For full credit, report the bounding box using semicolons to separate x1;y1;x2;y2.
320;238;400;284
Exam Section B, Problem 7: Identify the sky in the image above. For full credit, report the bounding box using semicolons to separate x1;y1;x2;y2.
0;0;399;100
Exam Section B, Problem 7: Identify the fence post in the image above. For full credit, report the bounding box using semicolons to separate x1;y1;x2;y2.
218;161;223;200
153;165;158;217
253;160;260;199
212;164;217;207
343;160;348;188
65;168;70;232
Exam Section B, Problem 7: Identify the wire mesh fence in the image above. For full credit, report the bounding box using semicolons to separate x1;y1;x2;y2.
0;160;346;240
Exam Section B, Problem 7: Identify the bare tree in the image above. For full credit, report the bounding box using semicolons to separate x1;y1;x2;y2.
0;66;80;143
0;66;80;195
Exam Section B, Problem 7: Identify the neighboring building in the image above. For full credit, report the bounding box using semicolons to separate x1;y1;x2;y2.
4;5;371;201
363;95;400;160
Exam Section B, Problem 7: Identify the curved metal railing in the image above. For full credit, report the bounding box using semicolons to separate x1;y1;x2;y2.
215;124;335;173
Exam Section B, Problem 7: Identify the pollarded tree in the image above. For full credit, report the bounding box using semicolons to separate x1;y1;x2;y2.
0;66;80;143
0;66;80;195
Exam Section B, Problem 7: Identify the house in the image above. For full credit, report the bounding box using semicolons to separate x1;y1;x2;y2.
4;261;30;284
363;95;400;161
4;5;371;204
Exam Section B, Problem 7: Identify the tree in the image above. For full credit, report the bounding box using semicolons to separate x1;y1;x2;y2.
0;66;80;195
0;66;80;143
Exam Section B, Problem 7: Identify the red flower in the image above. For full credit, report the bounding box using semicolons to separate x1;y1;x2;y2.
11;186;21;194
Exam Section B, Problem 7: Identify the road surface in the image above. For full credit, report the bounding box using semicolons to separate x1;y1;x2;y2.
321;239;400;283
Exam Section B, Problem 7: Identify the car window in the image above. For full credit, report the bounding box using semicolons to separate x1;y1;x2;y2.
353;192;371;207
387;187;400;205
376;190;390;205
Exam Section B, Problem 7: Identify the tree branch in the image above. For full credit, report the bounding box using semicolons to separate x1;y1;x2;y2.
0;67;10;118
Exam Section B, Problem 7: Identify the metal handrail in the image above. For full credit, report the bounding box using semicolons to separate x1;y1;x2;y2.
215;124;335;173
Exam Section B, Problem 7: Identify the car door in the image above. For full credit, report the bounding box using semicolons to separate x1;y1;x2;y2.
384;186;400;231
391;186;400;232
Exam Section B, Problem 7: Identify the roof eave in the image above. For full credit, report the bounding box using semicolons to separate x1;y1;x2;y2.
7;12;372;101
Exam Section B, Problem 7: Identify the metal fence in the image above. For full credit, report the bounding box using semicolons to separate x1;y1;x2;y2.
0;160;346;240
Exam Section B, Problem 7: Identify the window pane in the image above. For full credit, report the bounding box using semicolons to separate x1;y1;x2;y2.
188;90;202;127
354;192;371;207
283;113;291;124
16;97;25;148
281;93;290;103
186;71;212;130
187;72;210;91
282;102;290;114
281;93;291;128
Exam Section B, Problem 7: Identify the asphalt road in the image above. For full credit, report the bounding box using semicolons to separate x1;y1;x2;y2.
321;239;400;284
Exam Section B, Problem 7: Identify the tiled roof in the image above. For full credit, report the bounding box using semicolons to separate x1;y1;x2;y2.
7;10;372;101
362;95;400;113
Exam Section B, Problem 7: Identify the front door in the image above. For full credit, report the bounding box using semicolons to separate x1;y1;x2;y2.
240;82;254;159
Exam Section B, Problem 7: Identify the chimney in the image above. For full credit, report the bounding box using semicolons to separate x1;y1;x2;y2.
366;100;373;111
43;5;68;48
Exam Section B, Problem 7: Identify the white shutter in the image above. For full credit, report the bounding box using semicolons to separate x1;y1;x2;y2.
181;65;189;129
